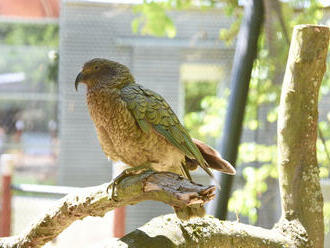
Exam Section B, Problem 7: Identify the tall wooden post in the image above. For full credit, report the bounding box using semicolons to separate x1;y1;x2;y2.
0;154;15;237
112;162;127;237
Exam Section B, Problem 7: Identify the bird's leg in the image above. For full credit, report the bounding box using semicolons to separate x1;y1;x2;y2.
107;164;152;200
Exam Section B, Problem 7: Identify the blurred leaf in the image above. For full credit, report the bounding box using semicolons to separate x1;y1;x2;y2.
267;108;278;123
219;16;241;45
247;119;258;130
325;202;330;234
132;1;177;37
0;23;58;47
320;167;329;178
134;0;330;225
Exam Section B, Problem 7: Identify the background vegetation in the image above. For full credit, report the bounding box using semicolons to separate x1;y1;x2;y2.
132;0;330;229
1;0;329;231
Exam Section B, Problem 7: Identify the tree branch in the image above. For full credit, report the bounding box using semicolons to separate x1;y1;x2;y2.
0;171;216;248
0;170;295;248
0;171;294;248
107;214;294;248
277;24;329;248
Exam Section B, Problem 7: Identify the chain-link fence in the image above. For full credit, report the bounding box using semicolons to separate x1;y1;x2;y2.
0;25;59;184
1;1;330;247
0;19;60;238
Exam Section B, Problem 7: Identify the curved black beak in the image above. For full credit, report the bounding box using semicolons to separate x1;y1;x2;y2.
75;72;84;91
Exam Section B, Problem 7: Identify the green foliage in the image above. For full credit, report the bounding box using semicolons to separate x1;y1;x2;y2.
219;2;242;45
184;81;218;113
0;46;54;88
219;17;241;45
132;0;222;38
289;0;324;26
0;23;59;85
229;163;277;223
221;0;330;225
0;23;59;132
0;23;58;47
132;1;176;37
47;50;59;84
184;0;330;225
325;202;330;233
135;0;330;227
184;93;228;147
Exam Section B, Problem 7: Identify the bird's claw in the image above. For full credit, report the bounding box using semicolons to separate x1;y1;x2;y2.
106;182;119;201
107;165;151;201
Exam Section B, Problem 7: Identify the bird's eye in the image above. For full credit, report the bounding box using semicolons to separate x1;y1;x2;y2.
94;66;99;70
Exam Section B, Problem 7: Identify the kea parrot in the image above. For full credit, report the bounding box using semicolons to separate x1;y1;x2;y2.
75;58;236;220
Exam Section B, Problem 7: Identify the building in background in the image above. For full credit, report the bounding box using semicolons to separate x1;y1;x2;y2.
57;0;240;232
0;0;59;182
57;0;330;236
1;1;330;246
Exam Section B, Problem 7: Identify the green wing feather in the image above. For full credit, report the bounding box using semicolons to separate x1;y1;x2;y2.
121;84;213;178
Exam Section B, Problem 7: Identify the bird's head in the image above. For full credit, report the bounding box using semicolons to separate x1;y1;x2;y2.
75;58;135;91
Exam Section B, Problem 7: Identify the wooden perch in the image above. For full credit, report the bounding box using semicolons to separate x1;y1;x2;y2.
0;171;215;248
0;170;294;248
0;24;328;248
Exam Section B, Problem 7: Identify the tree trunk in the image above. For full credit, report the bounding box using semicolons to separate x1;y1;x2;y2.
277;24;329;248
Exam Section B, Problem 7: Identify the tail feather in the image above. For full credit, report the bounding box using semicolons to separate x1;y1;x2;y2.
173;205;206;220
191;138;236;175
177;139;236;220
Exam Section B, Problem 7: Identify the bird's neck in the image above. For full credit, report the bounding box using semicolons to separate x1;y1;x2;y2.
119;81;135;90
118;80;135;90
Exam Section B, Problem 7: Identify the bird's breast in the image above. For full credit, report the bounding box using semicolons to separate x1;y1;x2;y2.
87;89;145;160
87;89;136;133
86;89;184;173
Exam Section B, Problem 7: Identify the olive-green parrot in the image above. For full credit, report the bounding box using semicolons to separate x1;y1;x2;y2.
75;58;235;220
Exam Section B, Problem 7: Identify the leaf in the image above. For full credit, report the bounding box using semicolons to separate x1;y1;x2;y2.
132;1;177;38
131;18;141;34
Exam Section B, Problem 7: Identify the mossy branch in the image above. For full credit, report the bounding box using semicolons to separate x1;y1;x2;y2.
108;214;295;248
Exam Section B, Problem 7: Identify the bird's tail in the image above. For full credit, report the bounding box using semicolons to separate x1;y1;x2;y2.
191;138;236;175
173;204;206;220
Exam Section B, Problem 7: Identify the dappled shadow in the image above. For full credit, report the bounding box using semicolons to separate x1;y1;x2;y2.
119;229;177;248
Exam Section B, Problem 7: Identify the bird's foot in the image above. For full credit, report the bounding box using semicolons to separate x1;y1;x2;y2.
107;164;152;201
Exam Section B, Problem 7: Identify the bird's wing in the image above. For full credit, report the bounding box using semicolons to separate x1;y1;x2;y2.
120;84;213;177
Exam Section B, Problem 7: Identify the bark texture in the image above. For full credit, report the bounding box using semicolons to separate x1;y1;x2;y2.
108;214;293;248
278;24;329;248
